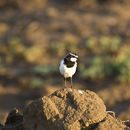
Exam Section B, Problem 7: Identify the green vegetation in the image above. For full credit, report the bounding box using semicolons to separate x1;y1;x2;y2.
33;65;58;76
0;35;130;89
29;77;44;88
80;36;130;84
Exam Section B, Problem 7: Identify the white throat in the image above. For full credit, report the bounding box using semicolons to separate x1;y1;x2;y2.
70;57;77;62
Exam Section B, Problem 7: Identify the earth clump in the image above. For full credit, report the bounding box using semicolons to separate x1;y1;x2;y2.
23;88;128;130
0;88;129;130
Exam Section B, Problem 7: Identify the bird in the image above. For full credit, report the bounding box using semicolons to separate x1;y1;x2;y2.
59;52;78;88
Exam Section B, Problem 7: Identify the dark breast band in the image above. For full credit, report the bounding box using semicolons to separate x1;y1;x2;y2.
64;58;75;68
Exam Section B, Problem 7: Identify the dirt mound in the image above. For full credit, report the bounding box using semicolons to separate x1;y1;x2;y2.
23;88;128;130
1;88;129;130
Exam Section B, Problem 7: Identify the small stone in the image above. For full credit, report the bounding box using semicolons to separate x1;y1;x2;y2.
78;90;83;94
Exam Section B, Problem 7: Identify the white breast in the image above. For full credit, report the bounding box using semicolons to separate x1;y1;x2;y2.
59;60;77;78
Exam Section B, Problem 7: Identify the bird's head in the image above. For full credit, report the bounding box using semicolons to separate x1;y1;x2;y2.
64;52;78;63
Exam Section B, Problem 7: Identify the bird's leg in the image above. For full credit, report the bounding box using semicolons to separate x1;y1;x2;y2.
64;77;67;88
70;77;73;88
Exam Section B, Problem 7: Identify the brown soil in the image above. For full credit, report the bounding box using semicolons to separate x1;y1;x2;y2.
95;114;129;130
1;88;129;130
24;88;107;130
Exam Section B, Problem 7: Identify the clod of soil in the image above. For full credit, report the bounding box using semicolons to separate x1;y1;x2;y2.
23;88;106;130
95;114;128;130
0;108;24;130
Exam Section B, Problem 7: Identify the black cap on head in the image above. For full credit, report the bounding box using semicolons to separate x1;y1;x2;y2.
65;52;78;59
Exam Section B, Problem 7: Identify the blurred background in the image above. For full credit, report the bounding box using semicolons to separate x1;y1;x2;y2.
0;0;130;124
